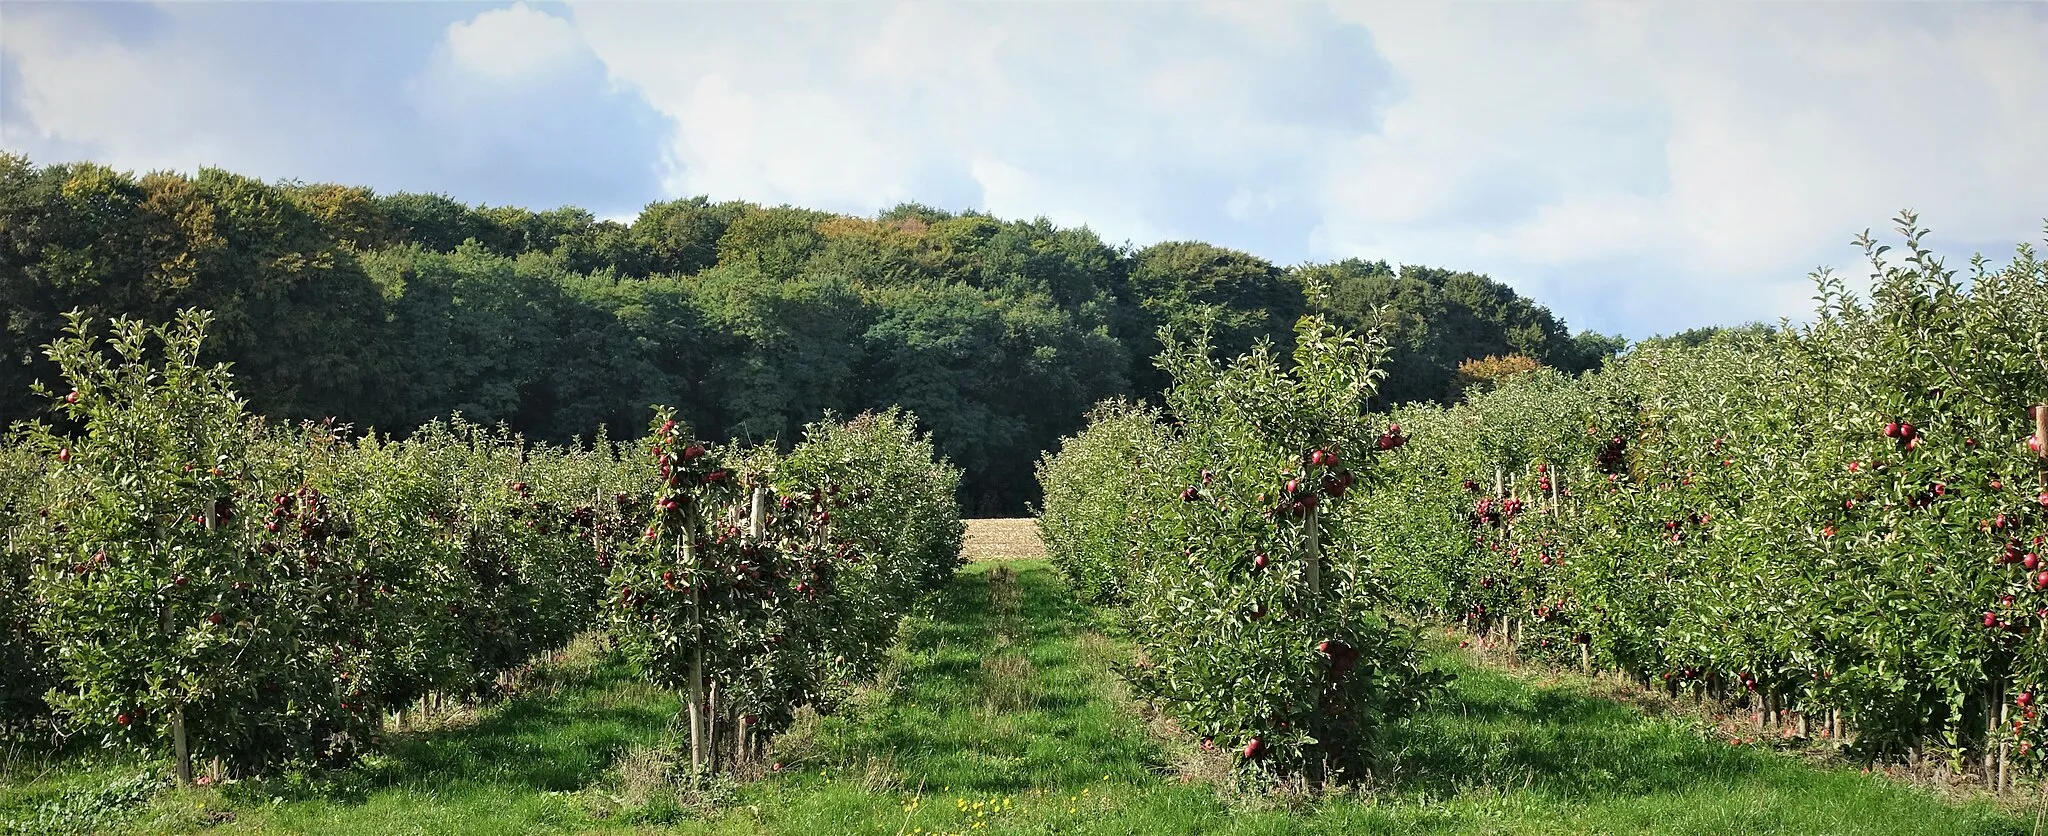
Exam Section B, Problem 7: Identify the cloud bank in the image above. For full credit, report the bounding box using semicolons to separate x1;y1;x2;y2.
4;0;2044;337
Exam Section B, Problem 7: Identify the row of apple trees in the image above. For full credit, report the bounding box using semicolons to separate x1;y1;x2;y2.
1036;311;1447;785
0;309;964;783
1347;214;2048;787
605;406;963;773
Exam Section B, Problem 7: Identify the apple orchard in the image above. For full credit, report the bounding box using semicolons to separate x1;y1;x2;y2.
1039;215;2048;789
1;213;2045;796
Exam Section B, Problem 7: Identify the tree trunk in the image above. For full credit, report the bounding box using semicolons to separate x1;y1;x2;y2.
1988;684;2000;784
172;708;192;786
708;681;720;774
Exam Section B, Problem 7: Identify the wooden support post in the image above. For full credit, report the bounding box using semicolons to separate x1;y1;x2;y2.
1305;501;1322;609
1304;496;1323;789
2034;404;2047;491
749;484;768;540
686;517;704;774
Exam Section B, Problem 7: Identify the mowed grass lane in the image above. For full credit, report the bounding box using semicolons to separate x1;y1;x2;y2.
0;520;2028;834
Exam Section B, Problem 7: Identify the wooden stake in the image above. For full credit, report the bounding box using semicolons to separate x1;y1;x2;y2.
749;484;768;540
1305;501;1322;609
2034;404;2047;492
686;517;704;774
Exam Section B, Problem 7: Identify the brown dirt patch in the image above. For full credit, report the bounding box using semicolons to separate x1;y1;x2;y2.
961;517;1045;561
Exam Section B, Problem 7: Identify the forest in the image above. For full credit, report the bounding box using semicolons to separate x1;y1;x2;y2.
0;154;1620;513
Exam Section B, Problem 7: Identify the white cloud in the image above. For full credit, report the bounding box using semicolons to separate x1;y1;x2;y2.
3;1;2042;337
0;8;297;176
1314;2;2048;331
560;0;2048;335
0;3;668;218
442;2;583;80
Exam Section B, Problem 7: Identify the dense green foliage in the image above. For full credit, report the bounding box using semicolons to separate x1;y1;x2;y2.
0;310;964;782
0;154;1614;513
1037;312;1447;783
4;560;2022;834
1043;213;2048;791
1346;215;2048;783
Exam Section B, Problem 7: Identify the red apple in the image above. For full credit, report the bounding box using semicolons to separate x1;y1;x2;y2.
116;713;131;726
1242;737;1265;759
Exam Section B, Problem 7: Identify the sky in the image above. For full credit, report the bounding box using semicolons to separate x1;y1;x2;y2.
2;1;2044;339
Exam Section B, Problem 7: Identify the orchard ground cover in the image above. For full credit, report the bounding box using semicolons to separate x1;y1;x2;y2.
1;538;2024;834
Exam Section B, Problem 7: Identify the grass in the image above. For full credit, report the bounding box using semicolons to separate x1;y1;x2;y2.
1;559;2032;834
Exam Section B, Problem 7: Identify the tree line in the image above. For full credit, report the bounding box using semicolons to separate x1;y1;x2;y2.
0;154;1619;513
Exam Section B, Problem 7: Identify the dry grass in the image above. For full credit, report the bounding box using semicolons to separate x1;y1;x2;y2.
961;517;1045;561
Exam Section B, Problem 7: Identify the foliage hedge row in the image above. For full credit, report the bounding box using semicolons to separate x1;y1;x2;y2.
0;310;963;780
1345;216;2048;779
1038;312;1447;783
0;154;1617;513
1042;215;2048;787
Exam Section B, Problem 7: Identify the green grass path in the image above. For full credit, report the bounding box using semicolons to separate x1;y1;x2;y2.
2;559;2031;834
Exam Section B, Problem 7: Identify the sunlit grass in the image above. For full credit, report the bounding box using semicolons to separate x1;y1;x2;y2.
1;559;2028;834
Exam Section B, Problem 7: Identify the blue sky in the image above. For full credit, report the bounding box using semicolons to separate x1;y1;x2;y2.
3;1;2043;339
